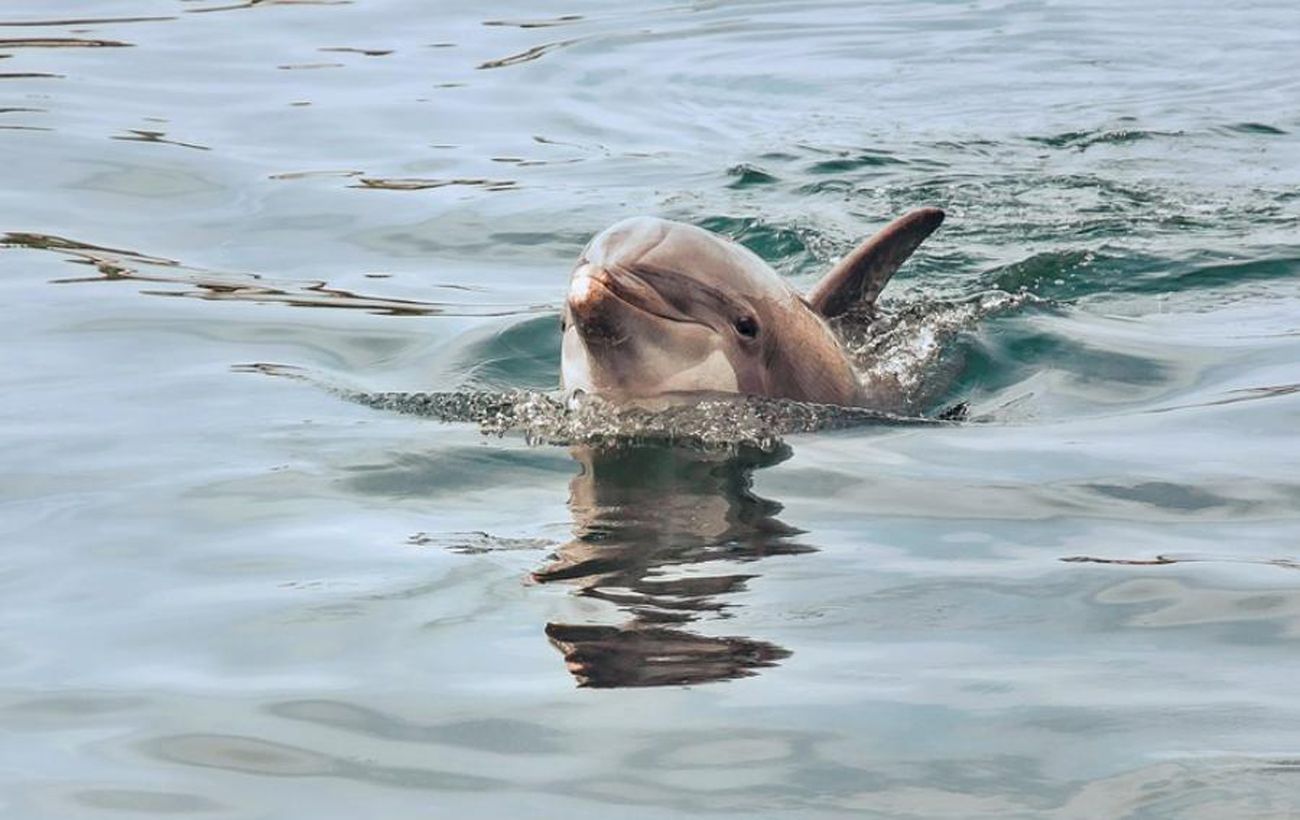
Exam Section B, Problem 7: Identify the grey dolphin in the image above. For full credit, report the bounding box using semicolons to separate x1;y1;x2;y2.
561;207;945;406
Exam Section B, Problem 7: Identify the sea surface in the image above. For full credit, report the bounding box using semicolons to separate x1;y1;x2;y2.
2;1;1299;817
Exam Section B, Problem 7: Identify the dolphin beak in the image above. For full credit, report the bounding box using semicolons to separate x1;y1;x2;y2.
566;264;630;344
567;264;612;318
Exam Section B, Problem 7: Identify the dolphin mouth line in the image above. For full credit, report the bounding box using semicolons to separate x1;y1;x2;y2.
577;266;706;329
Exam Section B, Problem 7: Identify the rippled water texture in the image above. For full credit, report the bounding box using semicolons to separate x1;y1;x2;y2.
2;1;1299;817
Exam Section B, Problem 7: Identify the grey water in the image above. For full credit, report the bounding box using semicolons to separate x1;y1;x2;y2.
2;0;1299;817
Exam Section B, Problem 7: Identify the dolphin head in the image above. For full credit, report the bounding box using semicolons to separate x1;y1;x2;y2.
561;217;861;405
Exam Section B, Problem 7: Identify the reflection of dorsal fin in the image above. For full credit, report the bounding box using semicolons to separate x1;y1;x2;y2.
805;207;945;319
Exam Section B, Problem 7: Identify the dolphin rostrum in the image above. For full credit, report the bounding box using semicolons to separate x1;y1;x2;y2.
561;207;945;406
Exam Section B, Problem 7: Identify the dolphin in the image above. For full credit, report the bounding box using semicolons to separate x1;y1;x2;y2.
561;207;945;406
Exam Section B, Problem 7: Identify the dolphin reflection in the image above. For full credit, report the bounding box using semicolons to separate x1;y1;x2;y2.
538;444;811;688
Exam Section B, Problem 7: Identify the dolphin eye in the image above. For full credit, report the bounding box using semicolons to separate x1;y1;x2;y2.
734;316;759;339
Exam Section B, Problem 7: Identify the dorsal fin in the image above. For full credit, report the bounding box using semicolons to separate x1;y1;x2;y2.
805;207;945;319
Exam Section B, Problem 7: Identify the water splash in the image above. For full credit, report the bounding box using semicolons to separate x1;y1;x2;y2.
837;290;1040;412
237;362;945;451
353;389;943;451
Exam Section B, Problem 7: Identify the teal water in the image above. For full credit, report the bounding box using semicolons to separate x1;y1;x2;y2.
2;1;1300;817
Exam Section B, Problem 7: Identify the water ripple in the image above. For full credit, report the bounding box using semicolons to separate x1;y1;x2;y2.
3;231;539;317
0;37;133;49
476;39;579;71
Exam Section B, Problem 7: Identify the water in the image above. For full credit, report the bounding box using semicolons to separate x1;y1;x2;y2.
2;0;1299;816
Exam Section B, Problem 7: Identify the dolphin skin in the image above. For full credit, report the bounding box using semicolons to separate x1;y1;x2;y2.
561;208;945;406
